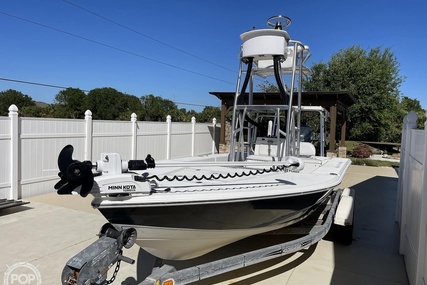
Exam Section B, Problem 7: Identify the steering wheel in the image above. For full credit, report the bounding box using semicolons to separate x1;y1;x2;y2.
267;15;291;30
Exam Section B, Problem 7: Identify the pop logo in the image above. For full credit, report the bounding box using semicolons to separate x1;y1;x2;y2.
4;262;42;285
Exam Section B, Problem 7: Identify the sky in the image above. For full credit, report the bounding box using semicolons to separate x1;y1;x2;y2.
1;0;426;112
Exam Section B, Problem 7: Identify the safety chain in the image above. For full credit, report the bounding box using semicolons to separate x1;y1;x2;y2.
105;250;122;284
145;165;287;182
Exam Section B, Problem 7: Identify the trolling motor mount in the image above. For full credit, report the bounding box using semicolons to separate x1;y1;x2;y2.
54;145;156;197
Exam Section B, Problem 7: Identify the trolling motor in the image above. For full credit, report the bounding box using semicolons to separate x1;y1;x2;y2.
54;145;94;197
61;224;137;285
54;145;155;197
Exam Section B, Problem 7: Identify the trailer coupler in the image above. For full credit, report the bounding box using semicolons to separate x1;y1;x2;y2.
61;223;137;285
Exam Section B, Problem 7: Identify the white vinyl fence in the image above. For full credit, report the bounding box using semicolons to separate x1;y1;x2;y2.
0;105;219;200
397;111;427;285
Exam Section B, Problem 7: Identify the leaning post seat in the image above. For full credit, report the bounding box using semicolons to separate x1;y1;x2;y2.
240;29;290;61
246;137;285;162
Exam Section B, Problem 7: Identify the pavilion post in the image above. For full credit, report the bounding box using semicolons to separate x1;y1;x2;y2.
328;105;337;156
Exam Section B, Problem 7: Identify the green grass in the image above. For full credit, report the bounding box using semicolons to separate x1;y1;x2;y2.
349;157;400;168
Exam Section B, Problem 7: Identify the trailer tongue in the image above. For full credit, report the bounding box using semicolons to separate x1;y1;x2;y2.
61;225;136;285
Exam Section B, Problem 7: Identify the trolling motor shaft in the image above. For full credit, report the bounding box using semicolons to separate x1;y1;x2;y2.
61;224;137;285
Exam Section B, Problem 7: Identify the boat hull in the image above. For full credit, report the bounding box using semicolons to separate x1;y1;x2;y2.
97;188;333;260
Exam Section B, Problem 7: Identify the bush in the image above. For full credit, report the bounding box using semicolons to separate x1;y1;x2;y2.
352;144;374;158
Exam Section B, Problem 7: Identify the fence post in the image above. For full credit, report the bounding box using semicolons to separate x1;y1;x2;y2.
9;105;19;200
423;112;427;207
418;112;427;284
191;117;196;157
131;113;137;160
398;111;418;254
84;110;93;161
212;118;217;155
166;115;171;160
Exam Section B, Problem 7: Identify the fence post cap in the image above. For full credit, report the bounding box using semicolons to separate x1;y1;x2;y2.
8;104;18;112
85;110;92;116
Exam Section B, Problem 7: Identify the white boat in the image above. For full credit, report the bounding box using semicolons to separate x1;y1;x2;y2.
55;15;351;261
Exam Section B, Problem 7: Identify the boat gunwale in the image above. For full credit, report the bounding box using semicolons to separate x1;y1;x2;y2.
92;186;336;208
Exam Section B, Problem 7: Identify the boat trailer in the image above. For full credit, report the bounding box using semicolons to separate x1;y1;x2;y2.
60;187;355;285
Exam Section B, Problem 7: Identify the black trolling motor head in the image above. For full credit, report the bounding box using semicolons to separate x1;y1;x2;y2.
54;145;94;197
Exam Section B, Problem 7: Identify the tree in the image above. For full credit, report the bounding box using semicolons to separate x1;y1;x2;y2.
257;80;280;92
0;89;36;116
85;87;120;120
400;96;426;129
116;93;144;121
183;109;200;122
169;108;192;122
53;87;86;119
304;46;404;142
85;87;142;120
33;104;57;118
140;94;178;121
20;105;46;117
196;106;220;123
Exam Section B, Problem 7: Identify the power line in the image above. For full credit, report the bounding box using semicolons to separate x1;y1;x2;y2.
62;0;237;74
0;77;89;91
0;11;235;86
174;102;215;108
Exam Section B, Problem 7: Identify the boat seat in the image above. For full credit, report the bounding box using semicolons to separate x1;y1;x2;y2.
300;142;316;157
246;138;316;161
